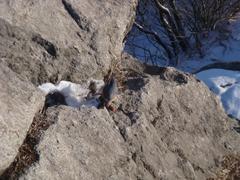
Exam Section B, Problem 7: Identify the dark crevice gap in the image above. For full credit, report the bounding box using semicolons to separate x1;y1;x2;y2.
141;159;157;178
62;0;90;32
118;127;127;142
32;34;57;58
0;111;46;180
0;92;64;180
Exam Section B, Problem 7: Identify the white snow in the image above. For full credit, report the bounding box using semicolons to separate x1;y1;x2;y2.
196;69;240;120
38;79;104;108
183;14;240;121
178;13;240;73
177;36;240;73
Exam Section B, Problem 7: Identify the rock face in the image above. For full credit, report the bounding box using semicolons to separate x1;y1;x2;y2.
20;107;134;180
0;1;240;180
18;64;240;180
0;0;137;84
0;64;44;174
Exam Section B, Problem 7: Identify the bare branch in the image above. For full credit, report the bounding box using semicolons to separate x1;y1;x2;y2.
133;22;173;60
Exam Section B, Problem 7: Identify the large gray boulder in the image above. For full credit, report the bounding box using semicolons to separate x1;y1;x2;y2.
19;67;240;180
20;107;136;180
0;64;44;174
0;0;137;84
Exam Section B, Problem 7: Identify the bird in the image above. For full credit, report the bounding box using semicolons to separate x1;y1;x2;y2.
98;73;118;112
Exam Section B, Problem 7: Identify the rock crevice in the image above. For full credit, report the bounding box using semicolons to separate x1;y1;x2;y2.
61;0;90;32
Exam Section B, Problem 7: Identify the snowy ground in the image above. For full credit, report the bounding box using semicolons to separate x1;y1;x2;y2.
38;79;104;108
190;14;240;121
196;69;240;120
178;13;240;73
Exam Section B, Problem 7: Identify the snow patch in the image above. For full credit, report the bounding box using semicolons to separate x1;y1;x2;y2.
38;79;104;108
222;85;240;119
196;69;240;120
179;13;240;73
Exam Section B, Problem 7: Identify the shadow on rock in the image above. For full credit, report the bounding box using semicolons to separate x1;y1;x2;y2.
41;91;67;113
144;66;189;84
194;61;240;74
126;77;145;91
233;127;240;134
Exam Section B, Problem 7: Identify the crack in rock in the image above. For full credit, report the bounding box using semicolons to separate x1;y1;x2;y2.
0;100;60;179
141;159;157;178
32;34;57;58
0;112;45;180
62;0;90;32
